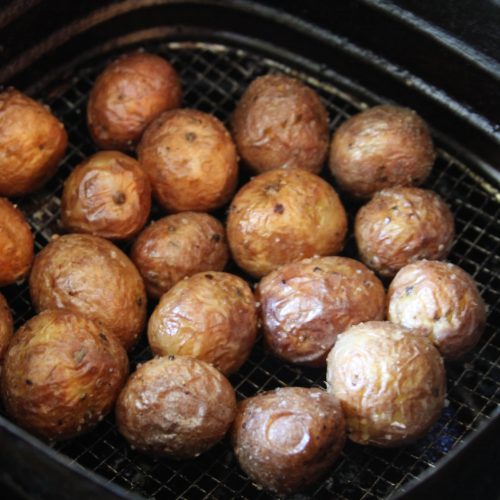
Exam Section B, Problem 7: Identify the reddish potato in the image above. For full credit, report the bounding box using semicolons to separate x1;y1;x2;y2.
0;293;13;364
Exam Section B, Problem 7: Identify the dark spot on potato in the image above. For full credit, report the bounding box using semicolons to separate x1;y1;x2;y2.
281;279;287;285
405;286;414;295
168;355;176;361
313;266;322;272
211;233;221;242
25;379;33;385
236;288;243;297
112;191;126;205
137;297;143;307
274;203;285;214
38;143;46;150
205;274;214;280
99;333;109;344
391;205;399;211
185;131;197;142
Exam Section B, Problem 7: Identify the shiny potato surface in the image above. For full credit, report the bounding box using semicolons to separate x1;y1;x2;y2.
258;256;385;367
329;105;435;198
232;74;329;174
148;272;257;375
0;293;13;363
131;212;228;298
29;234;147;351
138;108;238;212
1;309;128;441
87;52;182;150
355;187;455;277
116;356;236;458
388;260;486;360
232;387;345;494
227;169;347;278
0;198;34;286
326;321;445;447
0;88;67;197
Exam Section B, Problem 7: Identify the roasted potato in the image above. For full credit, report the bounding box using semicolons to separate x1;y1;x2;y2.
87;52;182;150
29;234;147;351
326;321;445;447
0;293;13;364
388;260;486;360
148;272;257;375
227;169;347;277
116;356;236;458
0;88;67;196
1;309;128;441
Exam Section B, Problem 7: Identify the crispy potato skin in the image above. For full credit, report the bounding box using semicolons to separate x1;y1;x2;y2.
148;272;257;375
329;105;435;198
29;234;147;351
61;151;151;240
1;310;128;441
0;88;67;196
131;212;228;298
258;257;385;367
231;387;345;494
0;293;13;363
116;356;236;458
87;52;182;150
137;109;238;212
0;198;34;286
232;74;329;174
326;321;445;447
355;187;455;277
388;260;486;360
227;169;347;277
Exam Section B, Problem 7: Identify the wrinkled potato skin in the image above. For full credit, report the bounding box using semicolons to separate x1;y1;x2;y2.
116;356;236;458
1;310;128;441
0;293;13;363
329;105;435;198
388;260;486;360
131;212;228;298
29;234;147;351
0;198;34;286
87;52;182;150
327;321;445;447
232;387;345;494
355;187;454;277
258;256;385;367
227;169;347;278
0;89;67;197
61;151;151;240
232;74;329;174
148;272;257;375
138;109;238;212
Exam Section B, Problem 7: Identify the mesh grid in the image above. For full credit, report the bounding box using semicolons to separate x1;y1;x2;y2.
2;41;499;499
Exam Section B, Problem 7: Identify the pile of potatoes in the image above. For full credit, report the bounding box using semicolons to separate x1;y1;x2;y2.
0;51;487;495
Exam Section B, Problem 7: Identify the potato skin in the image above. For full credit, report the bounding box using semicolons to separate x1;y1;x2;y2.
0;88;67;197
138;109;238;212
329;105;435;198
326;321;445;447
258;256;385;367
131;212;228;298
0;293;13;363
61;151;151;240
231;387;345;494
227;169;347;278
355;187;454;277
87;52;182;150
148;272;257;375
232;74;329;174
29;234;147;351
388;260;486;360
116;356;236;458
1;309;128;441
0;198;34;286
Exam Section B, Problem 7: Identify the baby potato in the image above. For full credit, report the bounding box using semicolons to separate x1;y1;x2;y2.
0;293;13;364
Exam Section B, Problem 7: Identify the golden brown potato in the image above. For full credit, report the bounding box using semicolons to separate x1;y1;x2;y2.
326;321;445;447
355;187;454;277
388;260;486;360
0;198;34;286
232;74;329;174
329;105;435;198
1;309;128;441
87;52;182;150
231;387;345;494
29;234;146;351
116;356;236;458
148;272;257;375
61;151;151;240
0;293;13;363
258;256;385;367
227;169;347;278
0;88;67;197
138;108;238;212
131;212;228;298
